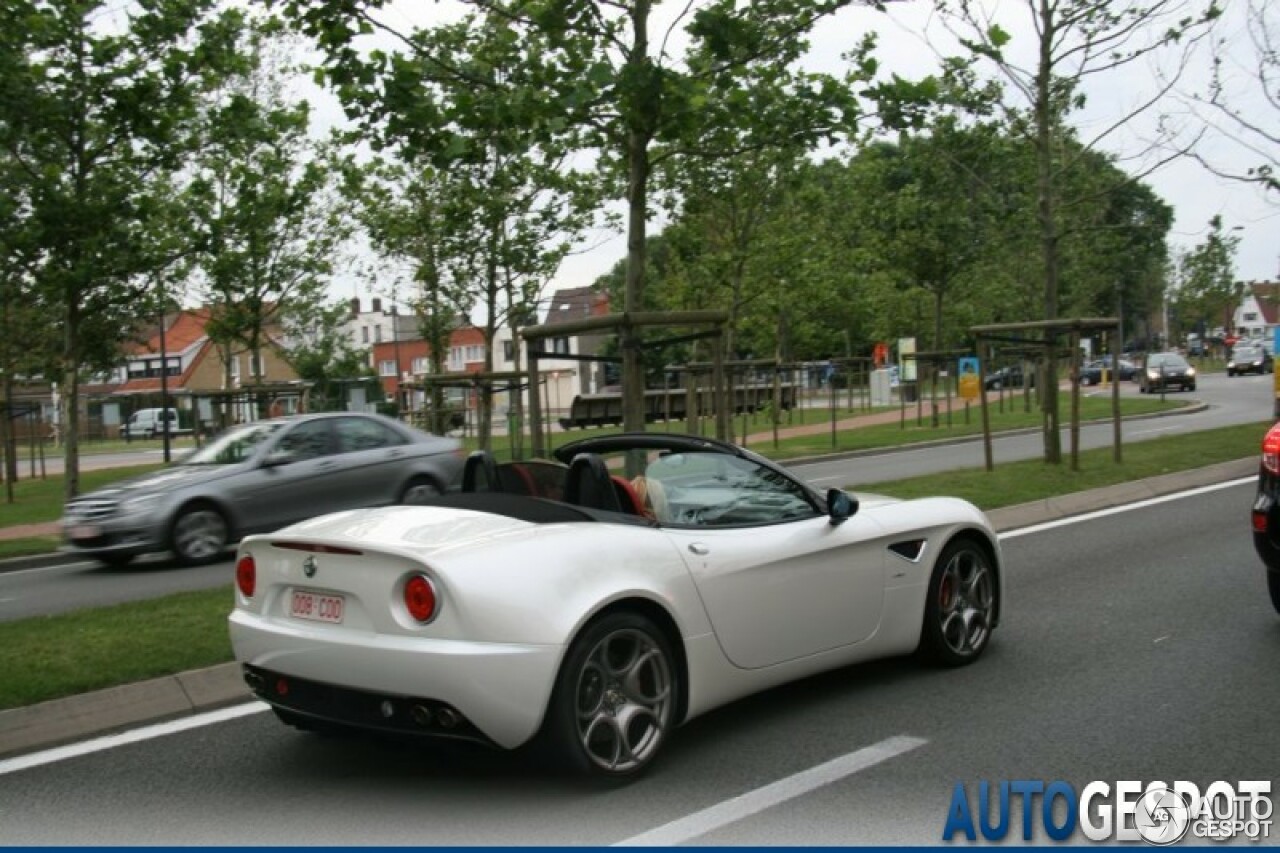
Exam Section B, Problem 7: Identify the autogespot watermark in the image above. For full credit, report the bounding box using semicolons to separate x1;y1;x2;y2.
942;780;1273;844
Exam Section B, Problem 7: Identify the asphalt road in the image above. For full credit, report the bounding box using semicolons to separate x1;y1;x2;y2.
1;480;1274;844
790;370;1275;487
1;372;1272;623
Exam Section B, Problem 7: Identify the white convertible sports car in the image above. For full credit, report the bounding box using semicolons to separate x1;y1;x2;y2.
229;433;1003;780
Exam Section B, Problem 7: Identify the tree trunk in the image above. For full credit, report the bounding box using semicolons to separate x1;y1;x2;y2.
621;0;652;435
1035;0;1061;464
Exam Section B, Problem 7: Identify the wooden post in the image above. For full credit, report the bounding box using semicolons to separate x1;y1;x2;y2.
1070;328;1081;472
980;341;993;472
527;346;544;457
712;331;729;442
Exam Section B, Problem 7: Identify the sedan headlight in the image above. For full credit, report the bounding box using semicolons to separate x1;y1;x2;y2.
1147;370;1160;379
119;493;164;517
1186;367;1196;376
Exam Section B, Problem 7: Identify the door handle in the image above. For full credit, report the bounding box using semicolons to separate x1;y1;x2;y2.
688;543;709;556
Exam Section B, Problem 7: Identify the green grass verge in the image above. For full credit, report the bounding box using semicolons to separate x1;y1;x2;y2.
0;536;61;560
0;586;234;709
0;463;163;528
854;420;1267;508
0;416;1262;711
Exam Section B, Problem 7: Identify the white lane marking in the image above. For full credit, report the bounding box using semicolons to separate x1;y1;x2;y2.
998;477;1254;540
0;701;269;777
0;560;103;577
613;735;927;846
1131;426;1181;436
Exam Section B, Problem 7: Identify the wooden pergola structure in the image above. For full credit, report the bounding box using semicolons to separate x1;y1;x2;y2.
518;310;730;457
971;318;1121;472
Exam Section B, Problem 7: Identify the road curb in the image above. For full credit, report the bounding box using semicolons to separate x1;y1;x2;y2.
0;662;249;760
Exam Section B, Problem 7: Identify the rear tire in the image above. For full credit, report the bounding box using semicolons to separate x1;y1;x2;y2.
920;539;998;666
1268;572;1280;615
400;476;442;504
536;611;678;782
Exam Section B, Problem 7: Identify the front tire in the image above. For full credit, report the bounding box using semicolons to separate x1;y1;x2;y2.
920;539;998;666
170;503;229;566
538;612;678;781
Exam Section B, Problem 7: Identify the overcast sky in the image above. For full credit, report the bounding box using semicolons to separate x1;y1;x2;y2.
346;0;1278;309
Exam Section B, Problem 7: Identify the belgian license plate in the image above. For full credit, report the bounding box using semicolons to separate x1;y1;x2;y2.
68;524;101;540
290;589;345;624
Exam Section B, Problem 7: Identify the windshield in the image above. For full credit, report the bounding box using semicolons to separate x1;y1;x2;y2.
1234;346;1261;357
183;421;285;465
1150;354;1190;369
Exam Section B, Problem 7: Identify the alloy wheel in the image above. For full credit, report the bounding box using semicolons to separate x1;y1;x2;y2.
573;626;673;774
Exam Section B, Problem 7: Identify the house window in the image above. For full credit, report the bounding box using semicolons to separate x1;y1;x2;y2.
361;326;369;343
466;344;482;362
379;360;397;377
411;356;427;374
448;347;463;370
249;354;263;377
1244;312;1259;322
375;325;383;343
552;336;570;355
503;341;515;363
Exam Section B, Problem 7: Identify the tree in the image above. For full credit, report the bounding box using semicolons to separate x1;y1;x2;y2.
283;0;886;437
934;0;1220;462
1175;0;1280;193
0;0;244;500
1169;214;1241;344
186;26;349;418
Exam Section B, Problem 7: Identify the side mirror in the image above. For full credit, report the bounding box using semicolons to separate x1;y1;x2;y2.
827;488;858;524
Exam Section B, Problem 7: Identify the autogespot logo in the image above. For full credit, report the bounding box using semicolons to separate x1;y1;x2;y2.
942;780;1272;844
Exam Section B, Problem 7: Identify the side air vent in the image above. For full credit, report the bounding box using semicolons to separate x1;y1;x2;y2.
888;539;927;563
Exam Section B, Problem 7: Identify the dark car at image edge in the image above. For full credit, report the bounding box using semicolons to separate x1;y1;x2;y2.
1250;421;1280;613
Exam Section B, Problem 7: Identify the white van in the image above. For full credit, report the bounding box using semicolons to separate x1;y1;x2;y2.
120;408;180;439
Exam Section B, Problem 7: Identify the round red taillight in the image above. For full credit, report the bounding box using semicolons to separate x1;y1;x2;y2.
1264;423;1280;475
404;574;437;622
236;554;256;598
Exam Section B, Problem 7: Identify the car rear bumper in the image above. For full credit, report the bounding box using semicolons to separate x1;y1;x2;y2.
229;610;563;749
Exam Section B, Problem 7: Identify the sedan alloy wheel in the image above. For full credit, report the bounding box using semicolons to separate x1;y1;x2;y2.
171;505;229;565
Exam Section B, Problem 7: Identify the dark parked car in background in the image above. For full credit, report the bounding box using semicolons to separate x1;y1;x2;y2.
1079;357;1137;386
984;365;1035;391
1228;342;1273;376
1251;421;1280;614
1137;352;1196;393
61;412;464;567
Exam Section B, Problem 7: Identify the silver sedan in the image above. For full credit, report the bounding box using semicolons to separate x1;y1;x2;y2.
61;412;463;567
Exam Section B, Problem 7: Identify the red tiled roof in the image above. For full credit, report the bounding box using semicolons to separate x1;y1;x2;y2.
1250;282;1280;326
121;308;212;355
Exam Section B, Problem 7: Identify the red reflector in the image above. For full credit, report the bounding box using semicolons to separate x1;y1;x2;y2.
1253;511;1268;533
269;542;363;556
275;678;289;697
1262;424;1280;474
236;554;256;598
404;574;438;622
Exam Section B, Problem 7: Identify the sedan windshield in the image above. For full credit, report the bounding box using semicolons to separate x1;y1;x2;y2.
183;421;286;465
1235;346;1262;359
1150;354;1190;369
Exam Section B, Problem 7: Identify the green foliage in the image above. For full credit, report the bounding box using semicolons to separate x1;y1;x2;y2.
0;0;247;498
185;23;350;394
1168;214;1241;343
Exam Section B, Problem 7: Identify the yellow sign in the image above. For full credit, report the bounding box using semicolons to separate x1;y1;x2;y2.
959;357;980;400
